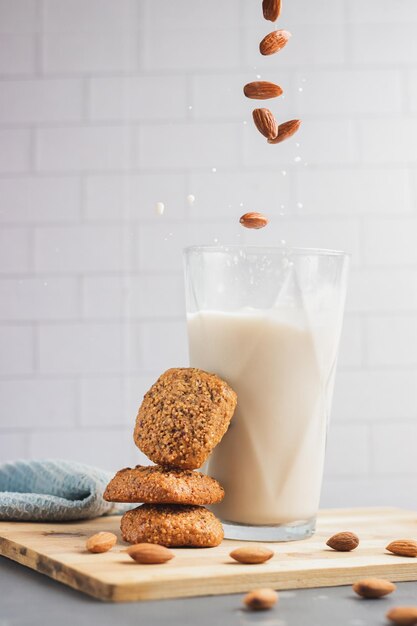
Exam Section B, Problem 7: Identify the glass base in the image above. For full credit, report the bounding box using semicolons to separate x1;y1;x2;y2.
222;516;316;542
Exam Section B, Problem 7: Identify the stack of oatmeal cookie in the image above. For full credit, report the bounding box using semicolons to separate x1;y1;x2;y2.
104;368;237;548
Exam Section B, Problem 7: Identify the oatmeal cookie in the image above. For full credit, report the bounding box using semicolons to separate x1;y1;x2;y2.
103;465;224;505
120;503;224;547
133;368;237;470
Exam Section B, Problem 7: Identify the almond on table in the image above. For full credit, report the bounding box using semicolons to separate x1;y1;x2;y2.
386;606;417;625
239;212;268;229
86;532;117;553
126;543;174;564
244;588;278;611
259;30;291;55
268;119;301;144
326;531;359;552
230;545;274;564
252;108;278;140
244;81;283;100
353;578;396;598
386;540;417;558
262;0;282;22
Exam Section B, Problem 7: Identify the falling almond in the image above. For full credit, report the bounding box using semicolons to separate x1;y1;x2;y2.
243;81;283;100
252;108;278;140
262;0;282;22
239;212;268;229
268;119;301;144
259;30;291;56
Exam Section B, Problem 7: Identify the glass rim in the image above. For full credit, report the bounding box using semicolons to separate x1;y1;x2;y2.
184;245;350;258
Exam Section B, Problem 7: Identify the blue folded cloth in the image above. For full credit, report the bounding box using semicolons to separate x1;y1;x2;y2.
0;459;129;522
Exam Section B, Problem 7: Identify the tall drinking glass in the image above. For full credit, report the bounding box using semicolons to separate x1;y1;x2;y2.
184;246;349;541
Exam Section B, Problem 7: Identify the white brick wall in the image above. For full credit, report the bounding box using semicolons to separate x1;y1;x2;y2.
0;0;416;512
36;126;132;172
0;129;31;172
0;177;81;223
0;79;83;124
0;35;36;75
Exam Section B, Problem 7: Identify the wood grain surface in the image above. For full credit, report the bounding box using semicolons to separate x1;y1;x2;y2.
1;508;417;602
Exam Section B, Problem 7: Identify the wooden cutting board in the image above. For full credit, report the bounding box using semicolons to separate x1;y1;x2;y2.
1;507;417;602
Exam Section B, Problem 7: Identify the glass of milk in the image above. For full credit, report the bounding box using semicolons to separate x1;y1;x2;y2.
184;246;349;541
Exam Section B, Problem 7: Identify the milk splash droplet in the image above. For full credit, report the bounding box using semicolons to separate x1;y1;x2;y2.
281;170;287;177
211;167;217;173
187;194;195;206
154;201;165;216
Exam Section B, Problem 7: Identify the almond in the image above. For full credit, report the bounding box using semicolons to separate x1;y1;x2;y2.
126;543;174;564
230;545;274;564
86;531;117;553
244;588;278;611
268;119;301;144
252;108;278;140
243;81;283;100
259;30;291;56
326;531;359;552
239;212;268;229
262;0;281;22
386;540;417;558
386;607;417;625
353;578;396;599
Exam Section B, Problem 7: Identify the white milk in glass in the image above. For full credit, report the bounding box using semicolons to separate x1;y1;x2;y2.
187;308;336;526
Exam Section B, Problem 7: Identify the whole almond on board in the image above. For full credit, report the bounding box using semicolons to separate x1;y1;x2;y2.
353;578;396;599
126;543;174;564
230;545;274;564
326;531;359;552
259;30;291;55
268;119;302;144
86;531;117;553
252;108;278;140
244;588;278;611
386;607;417;625
239;212;268;229
262;0;281;22
386;540;417;557
243;81;283;100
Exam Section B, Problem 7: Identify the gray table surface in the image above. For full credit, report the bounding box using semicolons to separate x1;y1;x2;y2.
1;557;417;626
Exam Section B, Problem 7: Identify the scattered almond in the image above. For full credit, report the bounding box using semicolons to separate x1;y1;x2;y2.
230;545;274;564
244;588;278;611
326;531;359;552
259;30;291;56
252;108;278;140
352;578;396;599
262;0;281;22
126;543;174;564
243;81;283;100
86;531;117;554
239;212;268;229
386;540;417;558
386;606;417;625
268;119;301;144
